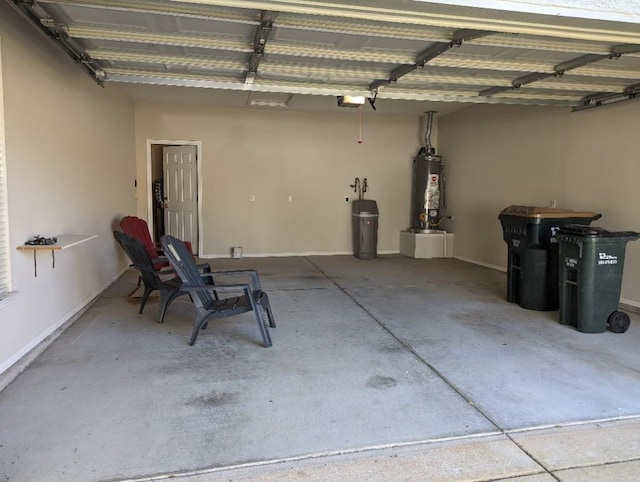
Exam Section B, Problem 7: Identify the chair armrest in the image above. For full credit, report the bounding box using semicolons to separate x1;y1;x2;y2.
136;265;177;280
181;283;251;297
200;269;262;290
152;256;169;267
157;267;179;280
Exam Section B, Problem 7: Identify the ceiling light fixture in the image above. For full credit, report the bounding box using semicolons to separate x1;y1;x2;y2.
337;95;366;108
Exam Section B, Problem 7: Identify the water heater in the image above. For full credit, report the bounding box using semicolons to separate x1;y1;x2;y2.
410;111;447;232
411;149;443;231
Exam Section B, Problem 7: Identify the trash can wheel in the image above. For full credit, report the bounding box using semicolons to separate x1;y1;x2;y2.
608;311;631;334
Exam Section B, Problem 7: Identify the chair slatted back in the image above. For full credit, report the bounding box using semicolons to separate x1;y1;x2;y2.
114;231;162;290
120;216;159;262
161;235;213;309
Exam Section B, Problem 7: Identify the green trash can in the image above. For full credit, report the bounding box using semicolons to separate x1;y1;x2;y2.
498;206;601;311
557;225;640;333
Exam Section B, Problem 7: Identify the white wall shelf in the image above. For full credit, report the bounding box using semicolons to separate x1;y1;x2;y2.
17;234;97;276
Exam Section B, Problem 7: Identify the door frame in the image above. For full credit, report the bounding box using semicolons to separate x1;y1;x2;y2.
145;139;203;254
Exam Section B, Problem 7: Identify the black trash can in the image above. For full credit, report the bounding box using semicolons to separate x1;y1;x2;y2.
557;225;640;333
498;206;601;310
352;200;378;259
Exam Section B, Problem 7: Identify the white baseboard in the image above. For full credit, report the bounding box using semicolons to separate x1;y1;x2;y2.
0;265;129;390
620;298;640;313
454;255;507;273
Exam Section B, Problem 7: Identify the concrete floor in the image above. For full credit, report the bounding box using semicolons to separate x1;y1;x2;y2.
2;255;640;482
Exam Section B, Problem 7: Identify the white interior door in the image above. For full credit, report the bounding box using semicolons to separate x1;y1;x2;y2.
163;145;198;254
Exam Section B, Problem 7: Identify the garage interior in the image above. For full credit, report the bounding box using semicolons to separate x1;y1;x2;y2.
2;0;640;481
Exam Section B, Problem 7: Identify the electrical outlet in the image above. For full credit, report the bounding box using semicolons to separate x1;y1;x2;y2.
250;195;255;202
288;195;293;202
345;196;349;202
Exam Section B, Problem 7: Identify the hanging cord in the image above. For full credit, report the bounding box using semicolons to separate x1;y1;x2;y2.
358;105;363;144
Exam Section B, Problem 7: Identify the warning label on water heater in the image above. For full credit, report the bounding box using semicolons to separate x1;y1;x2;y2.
424;174;440;210
598;252;618;265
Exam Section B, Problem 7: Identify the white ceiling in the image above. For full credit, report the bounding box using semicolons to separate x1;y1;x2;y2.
9;0;640;114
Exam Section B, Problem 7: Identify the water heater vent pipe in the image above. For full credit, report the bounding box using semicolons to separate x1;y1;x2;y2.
424;110;436;154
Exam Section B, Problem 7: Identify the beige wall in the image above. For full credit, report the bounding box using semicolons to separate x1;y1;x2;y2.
439;102;640;305
134;104;423;256
0;2;136;374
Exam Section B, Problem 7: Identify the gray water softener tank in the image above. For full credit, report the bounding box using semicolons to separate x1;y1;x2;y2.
352;200;379;259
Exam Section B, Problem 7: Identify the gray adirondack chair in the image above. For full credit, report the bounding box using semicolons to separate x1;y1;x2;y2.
160;235;275;347
114;230;188;322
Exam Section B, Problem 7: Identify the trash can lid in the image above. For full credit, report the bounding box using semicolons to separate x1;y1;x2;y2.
352;200;379;215
558;224;640;239
499;205;601;219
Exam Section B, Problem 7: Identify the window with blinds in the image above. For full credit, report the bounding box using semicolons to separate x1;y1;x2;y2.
0;39;11;295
